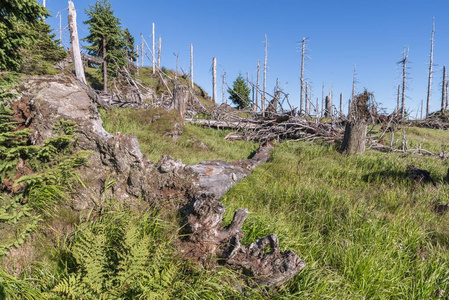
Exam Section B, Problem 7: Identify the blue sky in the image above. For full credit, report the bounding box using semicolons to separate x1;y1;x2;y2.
44;0;449;116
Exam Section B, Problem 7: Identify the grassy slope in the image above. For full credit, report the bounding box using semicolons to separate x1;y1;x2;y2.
100;107;258;164
100;105;449;298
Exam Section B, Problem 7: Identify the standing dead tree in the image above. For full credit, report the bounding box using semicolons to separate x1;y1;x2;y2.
256;60;260;112
152;23;156;75
400;47;409;120
300;37;306;116
426;18;435;118
442;66;447;112
340;93;343;117
212;57;217;104
190;44;194;88
341;90;372;154
68;0;87;84
263;35;268;117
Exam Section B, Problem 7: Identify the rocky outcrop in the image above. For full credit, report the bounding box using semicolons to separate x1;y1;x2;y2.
11;74;305;287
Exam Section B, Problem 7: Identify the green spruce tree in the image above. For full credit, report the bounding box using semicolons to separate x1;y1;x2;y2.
84;0;125;92
228;74;251;109
0;0;47;71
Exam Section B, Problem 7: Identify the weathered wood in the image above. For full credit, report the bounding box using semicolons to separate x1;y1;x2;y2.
190;44;194;88
68;0;86;84
263;35;268;117
426;18;435;118
102;37;107;93
212;57;217;104
179;142;306;286
158;36;161;68
173;85;188;124
442;66;447;112
300;37;306;115
152;23;156;75
400;47;408;120
256;60;260;111
341;90;371;154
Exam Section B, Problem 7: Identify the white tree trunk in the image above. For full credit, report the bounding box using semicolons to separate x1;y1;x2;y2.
263;35;267;117
300;37;306;116
426;18;435;118
256;60;260;112
68;0;86;84
152;23;156;74
222;71;226;105
158;37;161;68
190;44;194;88
401;48;408;120
212;57;217;104
442;66;447;112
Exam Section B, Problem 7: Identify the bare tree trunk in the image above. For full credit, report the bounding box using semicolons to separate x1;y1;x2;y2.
304;82;308;116
158;37;161;68
300;37;306;116
352;66;356;103
401;47;409;120
263;35;268;117
102;37;108;93
141;40;144;67
68;1;86;85
256;60;260;112
324;96;330;117
136;44;139;75
426;18;435;118
442;66;447;113
321;82;325;118
348;99;351;117
341;91;371;154
152;23;156;75
58;12;62;46
222;71;226;105
340;93;343;117
43;0;46;7
190;44;194;88
396;84;400;113
173;85;188;124
212;57;217;104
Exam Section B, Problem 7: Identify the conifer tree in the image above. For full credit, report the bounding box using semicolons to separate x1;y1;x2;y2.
84;0;125;92
0;0;47;71
228;74;251;109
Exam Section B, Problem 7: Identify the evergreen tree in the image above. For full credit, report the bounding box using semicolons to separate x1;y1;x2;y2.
83;0;125;92
123;28;137;65
0;0;47;71
19;21;66;74
228;74;251;109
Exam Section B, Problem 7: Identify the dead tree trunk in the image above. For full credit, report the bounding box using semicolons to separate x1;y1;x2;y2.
190;44;194;88
173;85;188;124
442;66;447;112
68;0;86;84
321;82;325;118
256;60;260;112
222;71;226;105
263;35;268;117
102;37;108;93
136;44;139;75
324;96;330;117
396;84;400;114
400;47;409;120
152;23;156;75
300;37;306;116
341;90;372;154
141;40;144;67
340;92;343;117
212;57;217;104
426;18;435;118
158;37;162;68
304;82;308;116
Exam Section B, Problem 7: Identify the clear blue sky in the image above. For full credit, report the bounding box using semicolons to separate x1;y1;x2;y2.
44;0;449;116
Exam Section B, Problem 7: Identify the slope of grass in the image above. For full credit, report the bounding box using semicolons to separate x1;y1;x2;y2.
100;107;258;164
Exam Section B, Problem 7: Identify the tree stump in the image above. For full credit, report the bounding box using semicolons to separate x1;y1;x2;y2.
341;90;372;154
172;85;188;124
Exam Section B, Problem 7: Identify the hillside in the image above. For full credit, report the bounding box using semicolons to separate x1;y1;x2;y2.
1;67;448;299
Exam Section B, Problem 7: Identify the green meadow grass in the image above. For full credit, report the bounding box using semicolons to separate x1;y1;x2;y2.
222;142;449;299
100;109;449;298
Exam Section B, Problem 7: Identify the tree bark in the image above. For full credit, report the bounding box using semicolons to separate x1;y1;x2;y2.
152;23;156;75
263;35;267;117
212;57;217;104
102;37;108;93
442;66;447;112
68;0;86;84
341;122;367;154
190;44;194;88
256;60;260;111
300;38;306;116
173;85;188;124
426;19;435;118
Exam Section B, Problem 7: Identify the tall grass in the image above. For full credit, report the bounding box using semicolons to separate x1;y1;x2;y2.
222;142;449;299
100;107;258;164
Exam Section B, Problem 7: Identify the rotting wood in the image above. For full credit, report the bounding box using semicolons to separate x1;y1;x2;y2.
68;0;86;84
173;85;189;124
